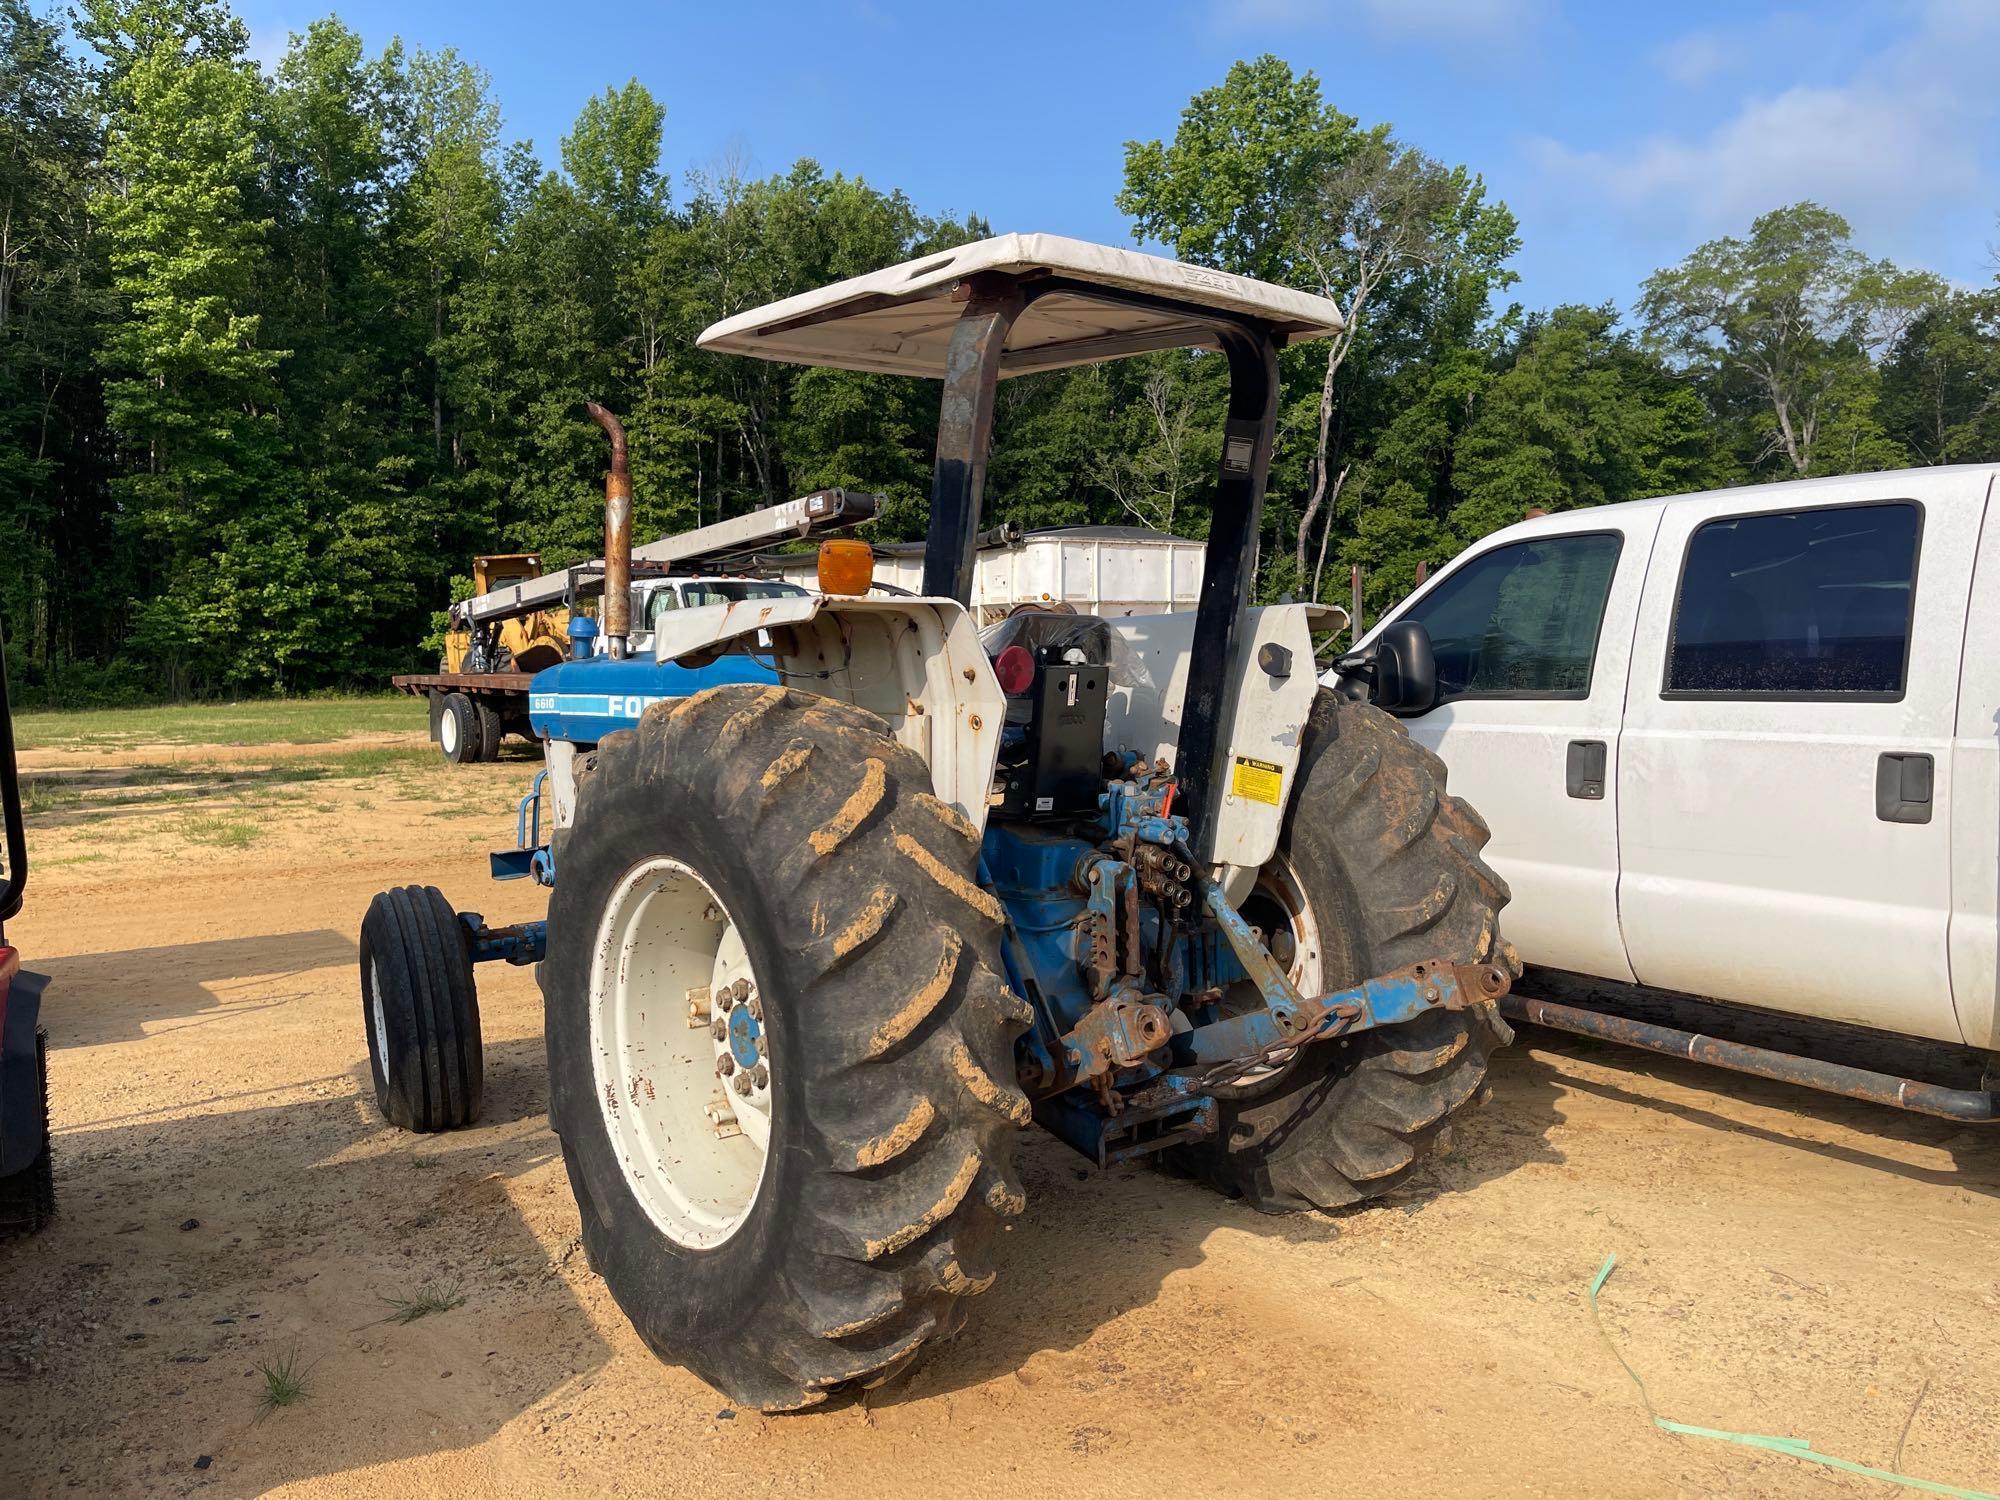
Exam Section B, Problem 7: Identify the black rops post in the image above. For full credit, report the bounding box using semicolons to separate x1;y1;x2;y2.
920;274;1282;863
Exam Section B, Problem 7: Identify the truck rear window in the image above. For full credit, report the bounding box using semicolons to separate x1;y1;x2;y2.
1665;501;1920;699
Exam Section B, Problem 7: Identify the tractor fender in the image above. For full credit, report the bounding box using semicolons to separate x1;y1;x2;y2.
650;594;1006;838
1102;603;1320;894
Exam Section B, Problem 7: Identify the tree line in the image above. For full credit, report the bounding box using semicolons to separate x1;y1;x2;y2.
4;8;1996;703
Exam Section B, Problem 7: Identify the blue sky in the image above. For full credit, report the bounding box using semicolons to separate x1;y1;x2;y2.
234;0;1999;314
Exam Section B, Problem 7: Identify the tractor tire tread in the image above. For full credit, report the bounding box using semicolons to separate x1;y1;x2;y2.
546;684;1027;1411
1176;694;1512;1213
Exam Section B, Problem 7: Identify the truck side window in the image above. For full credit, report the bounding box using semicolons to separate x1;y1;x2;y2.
646;588;679;628
1665;502;1920;698
1399;532;1623;701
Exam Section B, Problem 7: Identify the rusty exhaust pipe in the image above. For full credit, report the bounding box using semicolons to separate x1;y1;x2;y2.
585;401;632;660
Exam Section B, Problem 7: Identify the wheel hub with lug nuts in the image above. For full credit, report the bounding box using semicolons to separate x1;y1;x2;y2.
586;857;776;1250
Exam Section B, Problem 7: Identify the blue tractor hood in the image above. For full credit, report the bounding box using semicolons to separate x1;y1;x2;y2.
528;651;778;744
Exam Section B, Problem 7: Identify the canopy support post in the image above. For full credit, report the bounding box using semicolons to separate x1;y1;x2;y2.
1173;325;1279;864
922;276;1024;604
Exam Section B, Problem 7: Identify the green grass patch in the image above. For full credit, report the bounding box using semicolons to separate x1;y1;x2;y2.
15;694;424;751
20;775;83;816
176;814;264;848
381;1276;465;1324
255;1349;311;1418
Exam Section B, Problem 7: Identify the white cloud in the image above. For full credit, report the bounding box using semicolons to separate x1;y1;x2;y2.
1218;0;1543;44
1650;29;1735;89
1529;0;1999;251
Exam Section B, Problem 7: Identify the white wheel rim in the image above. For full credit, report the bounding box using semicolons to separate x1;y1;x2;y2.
369;960;389;1071
1258;852;1325;994
440;709;459;755
1221;853;1326;1087
588;857;771;1250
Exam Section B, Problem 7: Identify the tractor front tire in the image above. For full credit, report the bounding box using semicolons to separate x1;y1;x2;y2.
438;692;479;765
543;685;1032;1411
1173;693;1513;1213
360;885;484;1131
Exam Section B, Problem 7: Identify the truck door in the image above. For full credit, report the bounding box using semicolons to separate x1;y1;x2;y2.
1618;479;1984;1043
1382;510;1657;981
1948;475;1997;1052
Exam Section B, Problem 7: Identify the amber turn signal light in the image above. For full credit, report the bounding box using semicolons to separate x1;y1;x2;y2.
816;538;874;596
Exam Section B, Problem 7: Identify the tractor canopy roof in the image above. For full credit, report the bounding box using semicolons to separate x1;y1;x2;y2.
695;233;1344;379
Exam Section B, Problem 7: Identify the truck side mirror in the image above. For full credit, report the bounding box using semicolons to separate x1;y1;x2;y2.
1371;620;1438;715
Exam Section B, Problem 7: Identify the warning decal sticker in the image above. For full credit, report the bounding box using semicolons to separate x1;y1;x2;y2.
1231;756;1283;806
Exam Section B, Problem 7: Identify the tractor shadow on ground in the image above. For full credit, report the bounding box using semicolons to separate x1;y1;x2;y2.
892;1037;1568;1404
1516;1026;2000;1199
36;930;360;1048
0;1033;608;1494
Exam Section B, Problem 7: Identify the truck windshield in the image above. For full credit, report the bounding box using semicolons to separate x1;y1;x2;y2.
678;581;808;608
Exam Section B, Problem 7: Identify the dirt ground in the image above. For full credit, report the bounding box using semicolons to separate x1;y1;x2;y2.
2;729;1997;1498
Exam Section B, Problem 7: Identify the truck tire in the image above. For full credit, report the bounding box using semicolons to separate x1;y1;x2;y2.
438;692;479;764
0;1030;54;1236
360;885;484;1131
543;684;1032;1410
473;699;504;761
1172;693;1513;1213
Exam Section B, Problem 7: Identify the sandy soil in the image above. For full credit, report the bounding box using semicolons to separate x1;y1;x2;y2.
2;737;1996;1498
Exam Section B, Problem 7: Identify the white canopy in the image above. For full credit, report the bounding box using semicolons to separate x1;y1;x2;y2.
695;233;1344;379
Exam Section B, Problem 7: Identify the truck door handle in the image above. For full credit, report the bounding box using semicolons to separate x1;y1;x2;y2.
1566;740;1606;800
1875;752;1933;824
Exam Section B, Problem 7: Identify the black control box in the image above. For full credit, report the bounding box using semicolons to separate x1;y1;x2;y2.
998;660;1108;820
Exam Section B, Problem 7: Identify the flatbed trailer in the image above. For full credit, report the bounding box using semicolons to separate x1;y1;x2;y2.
391;671;537;763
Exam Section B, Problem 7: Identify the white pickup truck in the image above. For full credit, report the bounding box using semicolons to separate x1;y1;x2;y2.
1342;464;1998;1116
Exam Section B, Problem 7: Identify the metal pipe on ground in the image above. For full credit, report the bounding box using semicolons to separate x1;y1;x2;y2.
586;402;633;660
1500;992;2000;1123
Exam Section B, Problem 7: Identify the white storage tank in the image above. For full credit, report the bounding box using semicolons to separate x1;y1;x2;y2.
767;525;1205;623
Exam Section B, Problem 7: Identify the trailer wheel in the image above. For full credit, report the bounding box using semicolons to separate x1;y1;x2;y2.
473;699;504;761
359;885;484;1131
1171;693;1513;1212
438;692;479;764
544;684;1031;1410
0;1030;54;1236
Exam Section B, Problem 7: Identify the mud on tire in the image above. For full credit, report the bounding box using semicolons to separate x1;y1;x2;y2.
1173;692;1514;1212
543;684;1033;1410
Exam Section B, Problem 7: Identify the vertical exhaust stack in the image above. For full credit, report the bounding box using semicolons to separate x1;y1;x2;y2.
585;402;633;660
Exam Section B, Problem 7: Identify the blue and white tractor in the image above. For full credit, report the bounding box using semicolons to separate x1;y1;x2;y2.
359;234;1515;1411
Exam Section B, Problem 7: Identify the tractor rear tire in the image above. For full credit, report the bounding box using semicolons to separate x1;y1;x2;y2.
1172;693;1513;1213
438;692;479;765
543;684;1032;1411
360;885;484;1132
473;700;504;761
0;1030;54;1236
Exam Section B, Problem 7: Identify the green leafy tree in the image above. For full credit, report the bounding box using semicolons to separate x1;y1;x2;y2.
1118;55;1353;284
1450;304;1718;540
95;34;284;690
1880;288;2000;464
1638;202;1941;478
0;0;108;675
1117;56;1519;607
